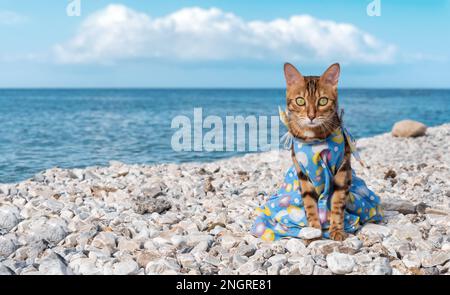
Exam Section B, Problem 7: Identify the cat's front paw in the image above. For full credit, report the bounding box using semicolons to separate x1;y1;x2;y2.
329;230;347;241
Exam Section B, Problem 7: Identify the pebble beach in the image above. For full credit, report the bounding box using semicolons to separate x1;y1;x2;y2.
0;123;449;275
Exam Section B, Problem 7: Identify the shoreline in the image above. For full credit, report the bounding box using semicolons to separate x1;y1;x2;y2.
2;120;450;185
0;123;449;275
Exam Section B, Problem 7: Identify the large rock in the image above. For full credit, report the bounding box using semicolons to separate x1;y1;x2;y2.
313;265;333;275
308;240;341;256
112;259;139;275
382;236;411;258
0;234;17;257
117;238;140;253
0;263;14;275
69;257;102;275
267;263;281;275
145;258;180;275
360;223;392;238
369;257;392;275
392;120;427;138
22;216;68;244
236;244;256;257
391;224;422;241
91;232;117;250
237;260;261;275
298;227;322;240
421;250;450;267
0;204;20;233
285;238;306;254
220;234;240;249
326;252;355;274
177;253;197;269
38;256;73;275
381;199;416;215
133;196;171;215
402;252;421;268
297;255;315;275
267;254;287;266
136;251;160;268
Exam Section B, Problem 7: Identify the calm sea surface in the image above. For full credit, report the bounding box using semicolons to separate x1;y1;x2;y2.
1;89;449;183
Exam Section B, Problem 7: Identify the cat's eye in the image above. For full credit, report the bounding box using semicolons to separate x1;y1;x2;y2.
318;97;328;106
296;97;306;106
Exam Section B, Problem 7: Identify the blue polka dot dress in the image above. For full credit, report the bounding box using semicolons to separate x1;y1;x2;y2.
251;127;383;241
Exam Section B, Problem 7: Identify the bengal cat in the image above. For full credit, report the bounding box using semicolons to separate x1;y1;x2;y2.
284;62;350;241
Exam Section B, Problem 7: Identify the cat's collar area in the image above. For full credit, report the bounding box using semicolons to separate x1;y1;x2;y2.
284;126;343;146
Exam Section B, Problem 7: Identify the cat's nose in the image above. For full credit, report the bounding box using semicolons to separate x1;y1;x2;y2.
307;114;315;122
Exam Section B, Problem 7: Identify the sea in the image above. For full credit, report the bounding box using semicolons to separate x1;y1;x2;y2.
1;89;449;183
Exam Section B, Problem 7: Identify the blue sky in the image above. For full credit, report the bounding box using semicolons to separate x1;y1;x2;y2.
0;0;449;88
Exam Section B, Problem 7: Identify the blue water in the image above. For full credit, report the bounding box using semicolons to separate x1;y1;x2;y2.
1;89;449;183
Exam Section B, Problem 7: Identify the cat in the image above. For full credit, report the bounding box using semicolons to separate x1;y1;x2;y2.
251;62;383;242
284;62;350;241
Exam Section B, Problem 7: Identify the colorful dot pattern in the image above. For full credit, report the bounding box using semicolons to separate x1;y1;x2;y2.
251;127;383;241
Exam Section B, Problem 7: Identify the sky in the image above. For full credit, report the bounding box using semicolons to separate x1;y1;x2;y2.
0;0;449;88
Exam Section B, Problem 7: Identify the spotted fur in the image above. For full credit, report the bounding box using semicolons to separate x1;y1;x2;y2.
284;62;350;241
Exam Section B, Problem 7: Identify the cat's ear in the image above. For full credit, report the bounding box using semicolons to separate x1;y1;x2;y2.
284;63;304;87
320;63;340;87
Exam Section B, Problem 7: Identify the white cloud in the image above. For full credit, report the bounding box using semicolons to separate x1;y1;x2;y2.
0;10;27;25
54;5;396;64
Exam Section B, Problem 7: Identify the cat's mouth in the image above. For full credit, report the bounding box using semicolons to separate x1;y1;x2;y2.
306;121;320;127
301;118;322;128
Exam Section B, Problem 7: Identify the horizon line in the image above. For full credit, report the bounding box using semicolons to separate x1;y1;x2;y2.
0;87;449;91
